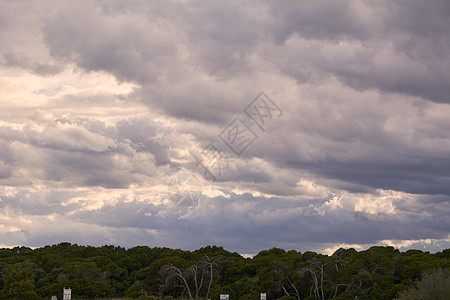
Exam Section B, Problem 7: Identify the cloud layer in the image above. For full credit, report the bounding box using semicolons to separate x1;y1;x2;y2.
0;0;449;254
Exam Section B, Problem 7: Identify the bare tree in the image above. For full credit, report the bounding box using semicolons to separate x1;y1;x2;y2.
281;275;301;300
200;255;224;300
190;264;204;300
298;259;328;300
161;265;194;300
160;256;224;300
331;248;348;272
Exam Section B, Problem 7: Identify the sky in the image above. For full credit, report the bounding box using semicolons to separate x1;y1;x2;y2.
0;0;449;256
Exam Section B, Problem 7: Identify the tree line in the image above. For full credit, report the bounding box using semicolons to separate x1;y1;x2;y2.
0;243;448;299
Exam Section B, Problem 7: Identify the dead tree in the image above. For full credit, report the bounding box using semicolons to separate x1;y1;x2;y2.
200;255;224;300
162;265;194;300
298;259;328;300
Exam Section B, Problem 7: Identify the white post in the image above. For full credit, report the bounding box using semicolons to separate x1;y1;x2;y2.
63;287;71;300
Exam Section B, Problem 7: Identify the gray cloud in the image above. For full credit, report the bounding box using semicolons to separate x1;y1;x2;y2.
51;192;449;253
0;0;449;254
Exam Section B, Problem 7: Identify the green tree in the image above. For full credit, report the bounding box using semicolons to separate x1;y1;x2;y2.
1;260;38;300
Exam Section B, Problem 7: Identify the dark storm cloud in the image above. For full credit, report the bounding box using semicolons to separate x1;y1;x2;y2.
42;1;177;85
267;1;370;42
57;193;449;254
267;1;450;102
286;156;450;196
36;0;450;108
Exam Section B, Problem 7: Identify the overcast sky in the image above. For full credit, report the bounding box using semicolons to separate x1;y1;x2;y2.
1;0;449;255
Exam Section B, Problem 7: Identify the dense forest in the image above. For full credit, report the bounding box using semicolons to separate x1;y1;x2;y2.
0;243;448;300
